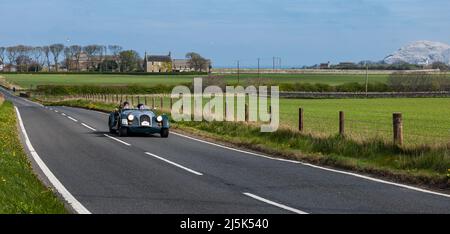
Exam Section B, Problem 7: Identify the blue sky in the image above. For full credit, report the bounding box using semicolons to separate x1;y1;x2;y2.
1;0;449;67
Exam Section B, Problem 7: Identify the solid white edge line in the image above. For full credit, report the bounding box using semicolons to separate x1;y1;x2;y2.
104;134;131;146
172;132;450;199
67;116;78;122
243;192;308;214
145;152;203;176
15;106;91;214
81;123;97;131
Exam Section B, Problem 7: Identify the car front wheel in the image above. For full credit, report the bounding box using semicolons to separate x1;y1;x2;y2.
118;127;128;137
160;128;169;138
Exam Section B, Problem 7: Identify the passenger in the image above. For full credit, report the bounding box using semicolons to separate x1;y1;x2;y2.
137;103;145;110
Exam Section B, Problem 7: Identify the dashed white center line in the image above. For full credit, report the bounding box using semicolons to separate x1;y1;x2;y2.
104;134;131;146
81;123;97;131
145;152;203;176
54;110;59;113
67;116;78;122
243;192;308;214
61;113;66;116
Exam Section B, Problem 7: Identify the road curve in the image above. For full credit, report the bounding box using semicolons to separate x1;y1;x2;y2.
1;88;449;214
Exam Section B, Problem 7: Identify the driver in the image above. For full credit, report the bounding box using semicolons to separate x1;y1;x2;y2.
122;101;130;110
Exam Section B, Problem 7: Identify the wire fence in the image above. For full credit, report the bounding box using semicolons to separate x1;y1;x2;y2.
32;93;450;148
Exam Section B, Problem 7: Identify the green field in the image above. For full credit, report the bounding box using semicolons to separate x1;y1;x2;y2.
278;98;450;146
2;73;389;88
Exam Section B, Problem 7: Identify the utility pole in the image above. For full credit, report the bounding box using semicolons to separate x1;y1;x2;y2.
237;60;240;85
365;62;369;96
273;57;275;71
257;58;260;79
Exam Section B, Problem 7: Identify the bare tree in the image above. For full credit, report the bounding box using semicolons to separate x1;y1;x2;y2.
31;47;43;72
63;47;72;71
69;45;82;71
83;45;102;71
6;46;19;67
42;46;51;71
0;47;5;65
49;43;65;71
108;45;122;71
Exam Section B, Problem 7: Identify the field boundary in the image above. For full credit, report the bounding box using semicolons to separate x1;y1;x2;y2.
281;91;450;98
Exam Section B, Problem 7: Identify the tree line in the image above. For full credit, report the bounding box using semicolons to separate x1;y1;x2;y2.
0;44;210;73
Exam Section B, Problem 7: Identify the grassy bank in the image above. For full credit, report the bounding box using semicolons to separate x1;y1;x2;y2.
0;101;67;213
43;99;450;191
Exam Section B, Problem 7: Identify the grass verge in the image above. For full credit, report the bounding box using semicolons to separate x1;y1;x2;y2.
0;101;67;213
43;99;450;191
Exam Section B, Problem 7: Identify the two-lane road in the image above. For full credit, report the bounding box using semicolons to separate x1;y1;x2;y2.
2;88;449;213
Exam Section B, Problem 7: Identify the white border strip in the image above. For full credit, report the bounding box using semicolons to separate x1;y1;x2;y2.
15;106;91;214
67;116;78;122
243;192;308;214
172;132;450;198
145;152;203;176
81;123;97;131
104;134;131;146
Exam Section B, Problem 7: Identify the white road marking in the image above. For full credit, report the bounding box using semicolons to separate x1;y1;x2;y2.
15;106;91;214
145;152;203;176
243;193;308;214
67;116;78;122
54;110;59;113
171;132;301;164
172;132;450;198
61;113;66;116
104;134;131;146
81;123;97;131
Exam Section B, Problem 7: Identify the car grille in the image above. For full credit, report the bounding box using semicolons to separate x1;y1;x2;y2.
140;115;151;126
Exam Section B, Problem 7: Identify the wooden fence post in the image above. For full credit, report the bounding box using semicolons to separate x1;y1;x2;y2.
160;96;163;109
298;108;304;132
170;98;173;109
152;97;155;108
339;111;345;136
393;113;403;146
245;104;249;122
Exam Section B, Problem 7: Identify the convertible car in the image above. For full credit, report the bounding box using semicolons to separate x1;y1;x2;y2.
108;106;169;137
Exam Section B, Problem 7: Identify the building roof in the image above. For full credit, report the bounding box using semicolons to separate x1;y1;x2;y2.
145;53;172;62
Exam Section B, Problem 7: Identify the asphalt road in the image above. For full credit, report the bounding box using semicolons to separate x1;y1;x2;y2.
2;88;450;214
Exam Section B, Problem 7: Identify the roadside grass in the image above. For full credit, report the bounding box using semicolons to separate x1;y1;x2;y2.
0;101;67;213
43;99;450;190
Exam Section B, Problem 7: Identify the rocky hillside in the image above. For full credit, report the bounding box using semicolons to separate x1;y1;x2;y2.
384;40;450;65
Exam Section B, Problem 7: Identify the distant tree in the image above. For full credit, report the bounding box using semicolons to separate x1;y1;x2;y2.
15;55;32;72
42;46;51;71
68;45;82;71
0;47;5;65
63;47;73;71
49;44;65;71
83;45;102;71
108;45;122;71
99;59;118;71
119;50;140;72
186;52;208;72
6;46;20;67
431;62;449;71
31;47;43;72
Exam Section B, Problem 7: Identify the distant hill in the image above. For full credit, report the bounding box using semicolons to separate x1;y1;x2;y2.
384;40;450;65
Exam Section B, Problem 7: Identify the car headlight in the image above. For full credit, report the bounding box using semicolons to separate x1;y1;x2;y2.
156;115;163;122
127;114;134;121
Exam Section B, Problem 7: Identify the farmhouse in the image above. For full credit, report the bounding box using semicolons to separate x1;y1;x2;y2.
143;52;172;73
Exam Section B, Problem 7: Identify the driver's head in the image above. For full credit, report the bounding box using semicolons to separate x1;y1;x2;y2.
137;104;144;110
123;101;130;108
